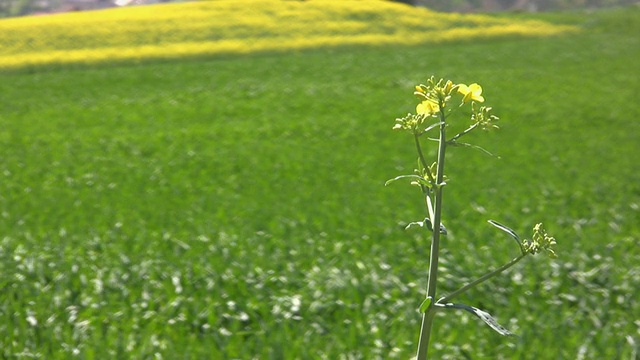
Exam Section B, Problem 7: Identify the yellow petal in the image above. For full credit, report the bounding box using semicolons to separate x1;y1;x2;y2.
457;84;470;95
416;100;438;115
469;83;482;94
416;102;428;114
469;83;485;102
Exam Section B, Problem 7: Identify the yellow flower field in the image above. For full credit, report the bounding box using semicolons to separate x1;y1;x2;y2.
0;0;578;70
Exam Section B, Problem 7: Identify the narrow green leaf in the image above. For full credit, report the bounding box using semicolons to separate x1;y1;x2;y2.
447;140;499;158
384;174;424;186
424;218;447;234
418;297;432;313
422;121;444;135
439;223;448;235
488;220;523;252
488;220;519;240
405;220;425;230
440;302;514;336
424;217;433;231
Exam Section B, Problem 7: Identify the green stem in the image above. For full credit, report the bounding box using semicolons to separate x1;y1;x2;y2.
449;122;478;143
414;133;435;184
415;106;447;360
439;254;527;304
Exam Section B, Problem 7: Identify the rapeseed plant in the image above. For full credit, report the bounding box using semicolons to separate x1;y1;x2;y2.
388;77;557;359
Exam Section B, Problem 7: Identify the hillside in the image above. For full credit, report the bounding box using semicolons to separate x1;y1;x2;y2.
0;0;577;70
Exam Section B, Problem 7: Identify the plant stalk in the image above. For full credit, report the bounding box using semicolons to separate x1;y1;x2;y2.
449;122;478;143
415;107;448;360
414;133;434;183
440;254;527;304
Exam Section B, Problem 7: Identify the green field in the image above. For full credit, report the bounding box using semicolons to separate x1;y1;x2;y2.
1;3;639;359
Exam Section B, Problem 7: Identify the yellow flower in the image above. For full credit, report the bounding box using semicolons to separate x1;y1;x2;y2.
458;83;485;103
416;99;439;115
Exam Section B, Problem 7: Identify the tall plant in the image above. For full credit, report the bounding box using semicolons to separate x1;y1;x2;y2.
387;77;557;359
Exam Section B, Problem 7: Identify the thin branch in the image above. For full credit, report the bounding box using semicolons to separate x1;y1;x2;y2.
449;122;478;143
414;133;435;184
439;254;527;304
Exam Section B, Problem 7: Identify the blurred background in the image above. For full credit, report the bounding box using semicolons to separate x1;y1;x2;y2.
1;0;638;359
1;0;638;17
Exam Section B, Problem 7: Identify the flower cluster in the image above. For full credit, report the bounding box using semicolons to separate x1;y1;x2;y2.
471;103;500;130
392;113;426;133
414;77;455;116
522;223;557;258
393;77;498;136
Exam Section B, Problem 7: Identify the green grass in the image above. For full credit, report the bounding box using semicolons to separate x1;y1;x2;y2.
1;5;639;359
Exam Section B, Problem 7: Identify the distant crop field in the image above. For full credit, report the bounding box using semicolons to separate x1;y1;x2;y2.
0;0;578;70
0;2;639;359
